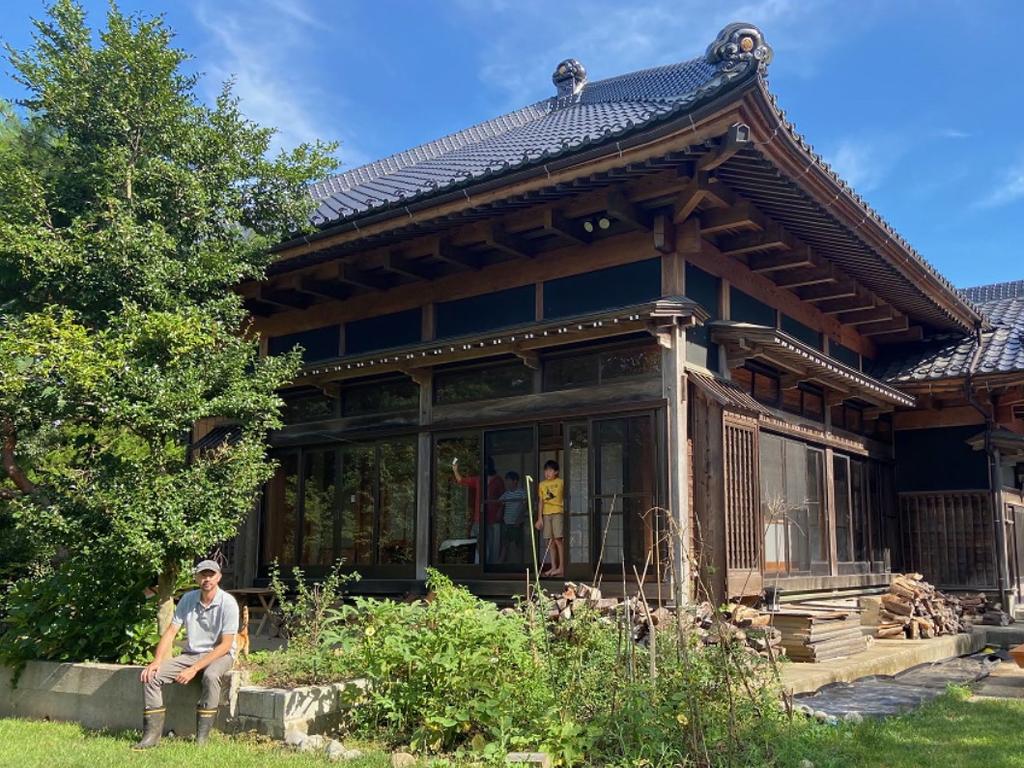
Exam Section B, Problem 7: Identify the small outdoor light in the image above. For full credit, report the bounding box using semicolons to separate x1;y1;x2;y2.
598;217;611;230
582;220;595;233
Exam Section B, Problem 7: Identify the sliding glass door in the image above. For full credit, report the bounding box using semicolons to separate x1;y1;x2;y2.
261;437;416;577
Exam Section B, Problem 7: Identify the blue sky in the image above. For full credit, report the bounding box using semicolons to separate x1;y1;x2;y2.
2;0;1022;288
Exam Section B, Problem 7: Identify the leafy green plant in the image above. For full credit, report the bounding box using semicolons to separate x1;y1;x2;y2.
0;0;336;661
319;570;561;756
268;559;359;650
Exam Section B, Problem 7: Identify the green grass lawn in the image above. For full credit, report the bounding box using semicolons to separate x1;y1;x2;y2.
774;687;1024;768
4;688;1024;767
0;718;393;768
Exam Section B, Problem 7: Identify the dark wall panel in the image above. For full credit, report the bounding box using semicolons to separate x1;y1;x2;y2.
543;258;660;319
268;325;341;363
436;285;535;338
895;425;988;492
346;309;421;355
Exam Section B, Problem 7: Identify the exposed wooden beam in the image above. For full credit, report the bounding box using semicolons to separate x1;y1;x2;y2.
258;285;314;310
697;122;751;172
698;200;763;235
817;291;877;315
860;314;910;336
243;298;279;317
773;265;838;289
716;223;788;257
747;246;814;274
672;172;734;223
543;209;590;245
484;223;534;258
652;212;675;254
796;282;858;303
339;263;391;291
839;305;896;326
607;189;651;231
430;238;479;270
298;276;352;302
383;251;435;281
870;325;925;344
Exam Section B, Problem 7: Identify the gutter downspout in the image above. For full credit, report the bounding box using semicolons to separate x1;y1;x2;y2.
965;324;1010;609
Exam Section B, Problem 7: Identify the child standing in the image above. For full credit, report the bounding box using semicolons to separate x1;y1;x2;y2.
535;460;565;577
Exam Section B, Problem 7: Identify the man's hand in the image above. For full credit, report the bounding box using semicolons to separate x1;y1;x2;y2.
139;660;162;683
535;518;544;531
174;665;199;685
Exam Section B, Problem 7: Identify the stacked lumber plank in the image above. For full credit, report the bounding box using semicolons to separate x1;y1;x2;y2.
771;610;868;662
873;573;971;639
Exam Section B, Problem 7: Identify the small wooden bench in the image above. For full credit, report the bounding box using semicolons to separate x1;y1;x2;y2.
228;588;278;636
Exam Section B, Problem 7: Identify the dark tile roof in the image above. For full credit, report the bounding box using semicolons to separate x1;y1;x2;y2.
305;28;764;228
871;289;1024;384
960;279;1024;304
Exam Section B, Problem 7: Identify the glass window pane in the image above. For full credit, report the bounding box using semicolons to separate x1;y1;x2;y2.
784;439;810;572
433;435;482;564
567;424;590;566
262;454;299;567
685;263;721;371
434;362;533;405
759;434;785;574
851;460;869;563
543;353;599;390
345;308;421;356
834;456;852;562
301;450;337;566
378;439;417;565
283;392;336;424
730;287;776;327
543;258;661;319
268;325;340;363
483;428;534;572
340;446;375;566
436;285;535;338
806;449;827;567
780;314;823;350
599;346;661;381
830;342;861;370
342;378;418;417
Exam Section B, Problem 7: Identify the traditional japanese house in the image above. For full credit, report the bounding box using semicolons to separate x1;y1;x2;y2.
872;279;1024;609
220;22;989;604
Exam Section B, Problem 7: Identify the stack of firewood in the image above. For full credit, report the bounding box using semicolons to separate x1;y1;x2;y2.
537;583;784;658
874;573;971;639
772;610;868;662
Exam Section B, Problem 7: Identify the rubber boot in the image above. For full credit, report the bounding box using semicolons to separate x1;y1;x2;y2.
195;707;218;745
131;708;165;750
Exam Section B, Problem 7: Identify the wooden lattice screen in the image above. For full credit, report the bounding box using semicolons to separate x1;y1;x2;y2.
723;417;762;597
898;491;996;590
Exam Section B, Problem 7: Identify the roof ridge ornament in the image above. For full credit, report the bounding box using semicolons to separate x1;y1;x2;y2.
552;58;587;103
705;22;773;73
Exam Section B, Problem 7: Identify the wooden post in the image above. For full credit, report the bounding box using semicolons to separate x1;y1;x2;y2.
662;322;690;604
415;370;433;582
824;447;839;577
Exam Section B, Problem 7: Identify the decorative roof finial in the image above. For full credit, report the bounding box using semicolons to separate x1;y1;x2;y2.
552;58;587;100
705;22;773;73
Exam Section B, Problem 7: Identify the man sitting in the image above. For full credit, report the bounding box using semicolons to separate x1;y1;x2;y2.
134;559;239;749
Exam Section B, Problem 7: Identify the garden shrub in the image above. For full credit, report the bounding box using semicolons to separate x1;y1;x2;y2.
325;571;563;759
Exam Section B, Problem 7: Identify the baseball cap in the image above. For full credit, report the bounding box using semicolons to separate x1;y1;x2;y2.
193;559;222;574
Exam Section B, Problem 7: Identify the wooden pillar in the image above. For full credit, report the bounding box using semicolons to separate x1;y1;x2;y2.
661;322;690;604
415;369;433;582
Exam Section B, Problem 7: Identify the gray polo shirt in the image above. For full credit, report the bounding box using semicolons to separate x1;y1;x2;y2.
172;588;240;657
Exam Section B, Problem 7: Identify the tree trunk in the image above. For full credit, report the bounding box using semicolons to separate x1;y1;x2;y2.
156;561;180;636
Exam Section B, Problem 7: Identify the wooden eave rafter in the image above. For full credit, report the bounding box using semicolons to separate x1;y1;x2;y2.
709;321;915;409
294;298;708;386
738;83;985;333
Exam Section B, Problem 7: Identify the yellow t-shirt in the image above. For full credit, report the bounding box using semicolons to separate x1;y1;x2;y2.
539;477;564;516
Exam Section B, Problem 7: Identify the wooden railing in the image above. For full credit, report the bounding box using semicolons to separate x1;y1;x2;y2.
897;490;996;590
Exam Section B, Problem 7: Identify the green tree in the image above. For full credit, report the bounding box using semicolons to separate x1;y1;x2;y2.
0;0;336;663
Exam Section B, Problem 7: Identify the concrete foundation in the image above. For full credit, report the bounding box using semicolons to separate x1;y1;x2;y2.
781;631;986;695
0;661;364;740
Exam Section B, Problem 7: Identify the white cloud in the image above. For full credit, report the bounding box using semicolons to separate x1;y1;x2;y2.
191;0;364;164
937;128;970;139
975;156;1024;208
450;0;869;109
824;138;896;194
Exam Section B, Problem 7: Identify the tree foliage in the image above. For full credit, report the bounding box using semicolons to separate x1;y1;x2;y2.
0;0;336;663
